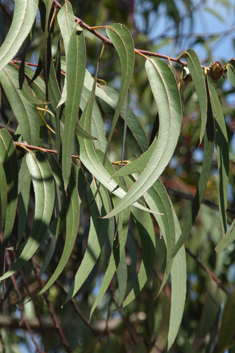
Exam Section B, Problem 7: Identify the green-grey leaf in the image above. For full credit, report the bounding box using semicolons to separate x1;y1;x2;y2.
0;151;55;281
80;86;106;152
0;129;18;250
227;64;235;88
103;24;135;163
0;0;38;72
89;208;130;318
123;203;155;307
158;75;215;300
36;163;80;296
0;64;40;145
143;179;186;350
57;1;76;57
186;49;207;143
104;57;183;218
64;183;109;304
215;219;235;253
209;82;229;235
78;66;154;215
18;156;31;246
62;27;86;190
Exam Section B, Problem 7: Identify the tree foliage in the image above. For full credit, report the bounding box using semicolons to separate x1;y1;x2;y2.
0;0;235;352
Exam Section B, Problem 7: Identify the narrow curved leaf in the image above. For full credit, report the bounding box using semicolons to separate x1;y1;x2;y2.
169;76;214;260
103;24;135;162
209;82;229;235
64;183;109;304
77;65;154;215
123;203;155;307
18;156;31;246
0;0;38;72
185;49;207;143
0;64;40;145
158;76;215;299
104;57;183;218
36;162;80;296
57;0;76;107
186;49;207;143
62;26;86;190
0;129;18;250
89;208;130;319
57;1;76;57
0;151;55;281
227;64;235;88
113;138;157;177
215;219;235;253
143;179;186;350
80;86;106;152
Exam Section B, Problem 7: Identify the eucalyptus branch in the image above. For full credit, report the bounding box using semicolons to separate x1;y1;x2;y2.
51;0;206;69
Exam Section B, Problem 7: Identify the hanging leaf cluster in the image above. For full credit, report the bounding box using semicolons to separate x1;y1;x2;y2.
0;0;234;350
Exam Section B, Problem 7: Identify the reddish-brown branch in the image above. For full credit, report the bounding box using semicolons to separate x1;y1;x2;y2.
52;0;207;69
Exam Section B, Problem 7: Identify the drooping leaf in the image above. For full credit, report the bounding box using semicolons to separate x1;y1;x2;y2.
80;86;106;152
104;57;183;218
185;49;207;143
57;0;76;106
209;82;229;235
0;151;55;281
103;24;135;163
215;219;235;253
0;0;38;72
62;25;86;190
143;179;186;350
116;251;128;306
89;208;130;319
36;161;80;296
64;183;109;304
17;156;31;246
123;202;155;307
0;63;40;145
227;64;235;88
113;138;157;177
77;63;154;215
0;129;18;251
158;75;215;301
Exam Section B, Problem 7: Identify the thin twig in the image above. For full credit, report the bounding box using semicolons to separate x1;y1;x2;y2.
185;247;231;295
166;187;235;219
52;0;206;69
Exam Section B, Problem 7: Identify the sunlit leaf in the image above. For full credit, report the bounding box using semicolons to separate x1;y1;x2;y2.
185;49;207;143
104;57;183;218
103;24;135;163
62;26;86;190
0;63;40;145
0;0;38;72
